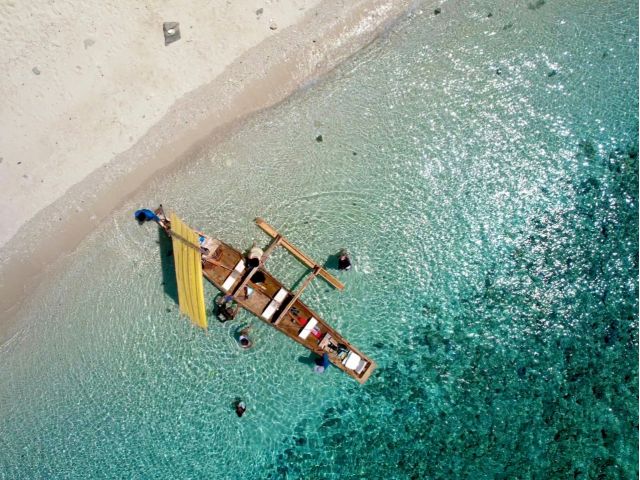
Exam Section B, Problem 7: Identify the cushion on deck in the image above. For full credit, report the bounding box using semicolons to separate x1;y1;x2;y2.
261;287;289;321
221;272;238;292
274;287;289;303
355;360;368;374
261;301;278;320
298;317;318;340
343;351;362;370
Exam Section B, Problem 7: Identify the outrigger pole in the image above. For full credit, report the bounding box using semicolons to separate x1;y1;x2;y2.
254;218;345;291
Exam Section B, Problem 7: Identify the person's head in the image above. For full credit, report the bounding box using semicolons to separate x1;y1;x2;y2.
135;211;147;224
247;257;260;268
239;336;251;348
251;271;266;283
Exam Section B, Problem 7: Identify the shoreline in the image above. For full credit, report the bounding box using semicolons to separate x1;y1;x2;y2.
0;0;414;344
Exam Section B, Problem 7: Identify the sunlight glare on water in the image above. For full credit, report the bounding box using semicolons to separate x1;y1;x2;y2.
0;0;637;478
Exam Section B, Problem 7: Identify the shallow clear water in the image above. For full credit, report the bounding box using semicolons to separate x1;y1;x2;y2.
1;0;638;478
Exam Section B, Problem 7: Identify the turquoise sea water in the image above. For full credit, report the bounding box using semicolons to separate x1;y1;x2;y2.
1;0;638;478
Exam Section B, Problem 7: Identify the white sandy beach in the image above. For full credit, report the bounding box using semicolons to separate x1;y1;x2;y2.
0;0;412;339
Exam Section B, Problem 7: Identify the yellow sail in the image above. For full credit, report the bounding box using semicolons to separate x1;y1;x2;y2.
169;212;208;329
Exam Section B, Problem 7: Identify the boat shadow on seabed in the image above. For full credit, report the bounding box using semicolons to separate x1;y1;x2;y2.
157;225;179;304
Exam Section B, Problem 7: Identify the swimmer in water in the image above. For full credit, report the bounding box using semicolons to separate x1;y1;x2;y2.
238;326;253;349
338;249;352;271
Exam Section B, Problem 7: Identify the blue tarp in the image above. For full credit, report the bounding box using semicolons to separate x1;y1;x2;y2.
134;209;160;222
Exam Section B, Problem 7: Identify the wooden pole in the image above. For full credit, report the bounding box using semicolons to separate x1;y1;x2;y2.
254;218;344;291
274;266;321;325
260;234;282;262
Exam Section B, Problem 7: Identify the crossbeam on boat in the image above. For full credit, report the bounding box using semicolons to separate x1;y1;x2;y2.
274;266;320;325
228;234;282;301
261;234;282;262
255;218;344;291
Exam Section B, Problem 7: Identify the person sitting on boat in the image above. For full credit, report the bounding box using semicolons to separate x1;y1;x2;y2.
241;285;255;300
336;343;349;356
198;235;210;257
247;243;264;268
250;271;266;285
338;249;352;271
238;326;253;349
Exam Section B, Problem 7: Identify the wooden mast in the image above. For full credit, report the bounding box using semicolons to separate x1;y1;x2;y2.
254;218;344;291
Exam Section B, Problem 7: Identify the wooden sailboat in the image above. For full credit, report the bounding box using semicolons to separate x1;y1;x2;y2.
138;205;376;384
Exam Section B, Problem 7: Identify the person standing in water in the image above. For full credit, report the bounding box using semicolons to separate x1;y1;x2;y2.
235;401;246;417
216;295;239;322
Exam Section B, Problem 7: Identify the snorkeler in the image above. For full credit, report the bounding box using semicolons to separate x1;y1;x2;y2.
238;326;253;349
235;401;246;417
338;249;352;271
